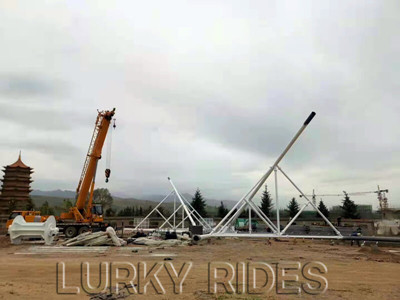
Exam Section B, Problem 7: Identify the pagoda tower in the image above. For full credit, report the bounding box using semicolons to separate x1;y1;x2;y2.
0;153;34;217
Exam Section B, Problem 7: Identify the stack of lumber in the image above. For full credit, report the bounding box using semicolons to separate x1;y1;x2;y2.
62;227;127;247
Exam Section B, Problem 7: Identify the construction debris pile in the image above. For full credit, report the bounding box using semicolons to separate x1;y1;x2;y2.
90;290;127;300
129;231;191;247
62;227;126;247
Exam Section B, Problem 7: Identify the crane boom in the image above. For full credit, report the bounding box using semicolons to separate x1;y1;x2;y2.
75;108;115;210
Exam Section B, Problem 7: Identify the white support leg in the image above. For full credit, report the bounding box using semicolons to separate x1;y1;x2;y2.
168;177;196;226
249;206;252;233
274;167;280;235
173;193;176;229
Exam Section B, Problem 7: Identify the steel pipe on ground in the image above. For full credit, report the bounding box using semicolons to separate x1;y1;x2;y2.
193;234;400;243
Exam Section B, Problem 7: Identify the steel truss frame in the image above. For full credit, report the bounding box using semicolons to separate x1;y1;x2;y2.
199;111;343;240
134;177;212;232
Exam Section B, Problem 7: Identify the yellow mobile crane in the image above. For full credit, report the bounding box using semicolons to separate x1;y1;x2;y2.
7;108;117;237
58;108;116;238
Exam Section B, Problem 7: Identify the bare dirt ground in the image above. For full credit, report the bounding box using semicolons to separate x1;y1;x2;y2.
0;236;399;299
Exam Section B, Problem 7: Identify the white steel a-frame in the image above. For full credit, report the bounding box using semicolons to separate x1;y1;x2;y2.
204;112;342;239
134;177;212;232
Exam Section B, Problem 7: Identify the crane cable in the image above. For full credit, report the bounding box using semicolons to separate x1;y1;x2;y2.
105;118;116;182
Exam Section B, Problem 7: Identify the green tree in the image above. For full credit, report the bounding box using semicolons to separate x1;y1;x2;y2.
26;197;35;210
117;207;125;216
259;185;273;217
239;208;248;218
191;188;207;217
40;200;55;215
134;206;140;216
145;205;153;215
217;201;229;218
138;206;143;216
93;188;113;210
341;193;359;219
63;199;73;211
105;207;116;217
286;197;300;218
239;208;256;218
118;206;134;216
316;200;329;218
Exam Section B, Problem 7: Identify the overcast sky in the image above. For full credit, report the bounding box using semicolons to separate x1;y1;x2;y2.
0;1;399;209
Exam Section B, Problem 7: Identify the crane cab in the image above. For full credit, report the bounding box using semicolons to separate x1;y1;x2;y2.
91;204;103;218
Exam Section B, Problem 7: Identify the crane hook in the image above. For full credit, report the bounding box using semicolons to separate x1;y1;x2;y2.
105;168;111;183
105;118;115;183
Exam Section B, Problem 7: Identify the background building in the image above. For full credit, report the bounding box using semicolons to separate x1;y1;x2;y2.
0;153;34;232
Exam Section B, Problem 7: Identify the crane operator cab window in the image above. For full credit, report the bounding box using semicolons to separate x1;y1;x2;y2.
92;204;103;216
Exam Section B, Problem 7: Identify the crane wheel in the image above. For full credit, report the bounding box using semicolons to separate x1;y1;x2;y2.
78;226;89;235
64;226;78;238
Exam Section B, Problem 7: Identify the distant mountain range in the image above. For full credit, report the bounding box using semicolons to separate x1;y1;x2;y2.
31;189;76;198
31;189;237;211
139;193;237;209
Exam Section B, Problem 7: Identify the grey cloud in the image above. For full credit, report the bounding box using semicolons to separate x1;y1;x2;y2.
196;104;314;162
0;102;91;131
0;75;66;97
2;138;80;158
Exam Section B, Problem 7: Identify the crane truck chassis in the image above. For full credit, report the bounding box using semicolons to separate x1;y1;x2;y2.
57;222;106;239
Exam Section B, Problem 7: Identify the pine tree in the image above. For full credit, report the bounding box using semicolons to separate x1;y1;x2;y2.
133;206;143;216
118;206;132;216
316;200;329;218
26;197;35;210
239;208;255;218
239;208;248;218
259;185;273;217
105;207;116;217
217;201;229;218
191;188;207;217
286;197;300;218
40;200;55;215
341;193;359;219
63;199;73;211
145;205;153;215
